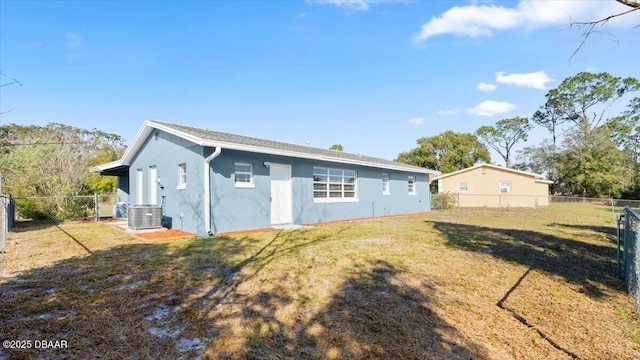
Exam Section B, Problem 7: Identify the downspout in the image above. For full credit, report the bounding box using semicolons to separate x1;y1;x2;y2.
204;147;222;236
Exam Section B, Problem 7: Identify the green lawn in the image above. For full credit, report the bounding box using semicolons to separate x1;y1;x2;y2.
1;203;638;359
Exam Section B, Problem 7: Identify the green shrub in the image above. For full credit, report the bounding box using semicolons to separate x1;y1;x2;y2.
431;192;456;210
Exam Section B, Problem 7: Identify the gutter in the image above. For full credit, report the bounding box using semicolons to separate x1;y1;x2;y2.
204;147;222;236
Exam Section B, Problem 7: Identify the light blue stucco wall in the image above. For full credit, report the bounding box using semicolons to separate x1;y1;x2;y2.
116;176;129;202
208;149;431;234
129;130;206;234
128;130;431;236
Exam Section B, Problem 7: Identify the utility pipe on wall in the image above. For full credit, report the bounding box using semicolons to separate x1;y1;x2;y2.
204;147;221;236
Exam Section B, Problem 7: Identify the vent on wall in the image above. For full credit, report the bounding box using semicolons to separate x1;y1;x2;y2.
128;205;162;230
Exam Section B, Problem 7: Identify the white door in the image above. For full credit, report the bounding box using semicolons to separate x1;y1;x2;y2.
149;166;157;205
270;164;292;225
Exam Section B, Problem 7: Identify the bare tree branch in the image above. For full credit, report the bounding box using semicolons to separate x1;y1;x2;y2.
616;0;640;9
569;6;639;61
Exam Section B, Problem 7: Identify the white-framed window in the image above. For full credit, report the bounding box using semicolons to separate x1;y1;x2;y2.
408;175;416;195
382;173;390;195
177;163;187;189
313;167;357;202
458;182;469;192
500;181;511;193
234;162;254;188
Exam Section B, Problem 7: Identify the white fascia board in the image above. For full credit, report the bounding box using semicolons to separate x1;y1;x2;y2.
322;157;438;174
117;121;156;165
434;163;545;180
147;120;204;145
199;140;437;174
95;159;124;172
431;164;482;180
481;163;546;179
115;120;437;175
116;120;204;166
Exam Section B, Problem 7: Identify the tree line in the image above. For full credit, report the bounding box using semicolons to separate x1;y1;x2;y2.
0;123;125;219
396;71;640;199
0;71;637;210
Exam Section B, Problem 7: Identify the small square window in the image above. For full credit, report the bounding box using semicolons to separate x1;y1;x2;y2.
382;173;390;195
408;176;416;195
235;162;254;188
458;182;469;192
500;182;511;193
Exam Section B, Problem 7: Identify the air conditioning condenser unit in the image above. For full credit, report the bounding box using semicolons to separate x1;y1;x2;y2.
128;205;162;230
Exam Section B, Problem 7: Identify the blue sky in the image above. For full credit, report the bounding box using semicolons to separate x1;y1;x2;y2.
1;0;638;164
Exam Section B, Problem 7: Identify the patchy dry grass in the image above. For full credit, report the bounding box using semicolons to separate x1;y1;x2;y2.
0;203;638;359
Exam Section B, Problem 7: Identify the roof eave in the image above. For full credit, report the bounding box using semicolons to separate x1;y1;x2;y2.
199;140;437;174
433;163;547;180
104;120;439;174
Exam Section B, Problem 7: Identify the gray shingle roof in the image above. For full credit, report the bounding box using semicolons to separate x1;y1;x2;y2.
152;120;436;174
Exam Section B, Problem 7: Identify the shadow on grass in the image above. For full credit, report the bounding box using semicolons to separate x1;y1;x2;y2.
1;225;487;359
9;219;58;233
548;222;618;238
428;220;628;360
428;220;623;299
54;224;93;255
294;260;487;359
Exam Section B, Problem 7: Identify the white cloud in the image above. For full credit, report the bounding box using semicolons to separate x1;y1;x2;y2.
413;0;634;42
313;0;402;11
299;12;308;18
467;100;516;116
66;32;83;58
407;117;425;125
438;108;460;115
495;71;553;90
477;82;497;92
66;32;82;49
314;0;373;11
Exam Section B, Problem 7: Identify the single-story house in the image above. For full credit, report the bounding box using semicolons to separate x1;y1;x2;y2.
431;163;553;208
99;120;439;236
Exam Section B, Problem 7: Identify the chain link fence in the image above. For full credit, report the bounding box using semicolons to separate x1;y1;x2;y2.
551;195;640;209
11;194;120;223
430;193;640;211
619;207;640;311
431;193;550;209
0;194;123;252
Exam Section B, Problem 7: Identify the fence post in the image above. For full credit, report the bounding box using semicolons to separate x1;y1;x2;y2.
1;197;5;253
94;193;99;223
635;218;640;310
10;195;15;227
618;214;624;277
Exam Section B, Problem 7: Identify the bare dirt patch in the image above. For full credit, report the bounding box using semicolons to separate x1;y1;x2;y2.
135;228;196;240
